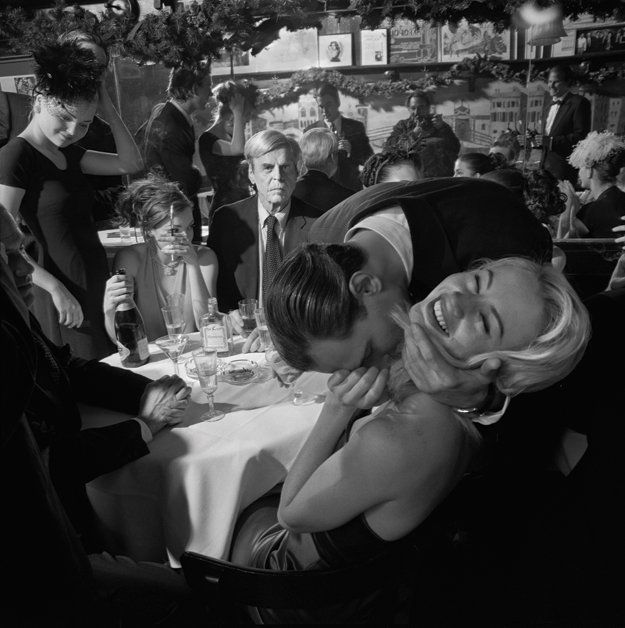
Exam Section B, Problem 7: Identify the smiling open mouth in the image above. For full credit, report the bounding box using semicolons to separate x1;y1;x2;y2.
433;299;449;335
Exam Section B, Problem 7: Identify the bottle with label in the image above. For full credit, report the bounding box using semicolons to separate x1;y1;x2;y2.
200;297;231;355
113;269;150;367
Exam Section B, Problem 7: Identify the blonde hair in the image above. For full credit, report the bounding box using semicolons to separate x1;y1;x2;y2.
568;131;625;175
391;258;591;397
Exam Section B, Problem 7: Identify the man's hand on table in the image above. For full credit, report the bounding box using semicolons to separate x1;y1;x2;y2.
138;375;191;436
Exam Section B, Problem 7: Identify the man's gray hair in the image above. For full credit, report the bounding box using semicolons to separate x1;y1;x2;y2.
244;129;302;171
299;128;338;176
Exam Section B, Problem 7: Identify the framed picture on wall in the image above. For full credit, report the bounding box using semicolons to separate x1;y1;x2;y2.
575;24;625;54
360;29;388;65
318;33;353;67
389;19;439;63
441;20;510;62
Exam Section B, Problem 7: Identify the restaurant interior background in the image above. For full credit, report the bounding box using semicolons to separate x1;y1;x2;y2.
2;0;625;168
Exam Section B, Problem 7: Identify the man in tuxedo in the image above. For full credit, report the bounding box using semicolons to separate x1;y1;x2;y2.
0;207;190;552
143;64;212;243
207;129;321;313
293;127;354;213
305;83;373;191
541;65;591;184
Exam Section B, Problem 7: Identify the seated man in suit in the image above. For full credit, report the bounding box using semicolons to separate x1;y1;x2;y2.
142;64;212;243
305;83;373;191
0;207;191;553
541;64;591;185
293;127;354;213
207;129;321;313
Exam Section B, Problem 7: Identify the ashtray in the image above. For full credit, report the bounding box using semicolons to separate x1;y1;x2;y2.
185;357;224;380
220;359;259;385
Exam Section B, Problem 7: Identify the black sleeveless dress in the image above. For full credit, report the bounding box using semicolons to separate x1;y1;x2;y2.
0;137;112;359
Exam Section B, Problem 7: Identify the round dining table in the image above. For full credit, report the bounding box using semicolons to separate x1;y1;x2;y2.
83;333;328;567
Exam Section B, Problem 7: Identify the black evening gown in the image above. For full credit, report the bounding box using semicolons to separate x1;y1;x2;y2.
0;137;113;360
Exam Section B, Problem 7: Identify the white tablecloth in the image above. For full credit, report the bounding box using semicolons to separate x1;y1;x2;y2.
84;333;328;567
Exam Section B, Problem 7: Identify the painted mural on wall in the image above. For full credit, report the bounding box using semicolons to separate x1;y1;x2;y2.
252;77;625;164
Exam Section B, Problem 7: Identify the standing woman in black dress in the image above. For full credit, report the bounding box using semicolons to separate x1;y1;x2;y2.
0;41;143;359
198;81;255;221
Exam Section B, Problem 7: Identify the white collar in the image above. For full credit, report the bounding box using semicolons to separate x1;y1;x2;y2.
257;197;291;230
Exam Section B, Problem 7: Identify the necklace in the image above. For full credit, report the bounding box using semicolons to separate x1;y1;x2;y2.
149;240;180;277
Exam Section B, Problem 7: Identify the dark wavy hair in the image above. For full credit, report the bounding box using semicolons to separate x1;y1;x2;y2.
212;79;258;118
265;243;367;371
361;150;422;187
457;151;507;176
523;168;567;225
33;41;102;103
114;174;192;237
166;63;211;101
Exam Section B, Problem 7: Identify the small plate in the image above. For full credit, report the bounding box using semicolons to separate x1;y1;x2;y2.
220;359;260;385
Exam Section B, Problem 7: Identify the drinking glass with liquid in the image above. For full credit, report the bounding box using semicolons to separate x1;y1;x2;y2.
192;348;225;422
238;298;258;338
161;298;185;338
254;307;272;351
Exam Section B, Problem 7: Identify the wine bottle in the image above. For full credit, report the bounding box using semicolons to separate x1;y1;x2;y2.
113;268;150;367
200;297;232;355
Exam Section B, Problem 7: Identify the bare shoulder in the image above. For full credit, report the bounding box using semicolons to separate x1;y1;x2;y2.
355;395;469;472
196;245;217;265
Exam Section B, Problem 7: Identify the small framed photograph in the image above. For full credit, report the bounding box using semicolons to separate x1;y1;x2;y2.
318;33;353;67
441;20;510;62
360;29;388;65
575;25;625;55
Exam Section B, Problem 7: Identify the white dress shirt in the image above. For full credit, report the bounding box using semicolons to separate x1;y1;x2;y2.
545;92;569;136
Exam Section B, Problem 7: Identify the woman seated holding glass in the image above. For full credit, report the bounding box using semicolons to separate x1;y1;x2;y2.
103;175;217;341
230;251;590;623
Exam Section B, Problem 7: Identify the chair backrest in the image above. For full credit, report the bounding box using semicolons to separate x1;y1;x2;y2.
181;546;417;611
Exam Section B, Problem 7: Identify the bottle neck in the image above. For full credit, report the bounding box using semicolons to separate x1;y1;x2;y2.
116;300;137;312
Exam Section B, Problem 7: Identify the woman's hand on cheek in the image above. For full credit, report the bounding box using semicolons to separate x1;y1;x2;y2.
328;366;389;410
401;322;500;409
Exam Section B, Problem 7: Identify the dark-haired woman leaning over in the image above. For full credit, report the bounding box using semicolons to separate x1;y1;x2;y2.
0;41;142;359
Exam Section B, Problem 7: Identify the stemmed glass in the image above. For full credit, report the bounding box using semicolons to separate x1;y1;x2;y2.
162;294;185;338
155;334;188;376
192;349;225;422
264;347;316;406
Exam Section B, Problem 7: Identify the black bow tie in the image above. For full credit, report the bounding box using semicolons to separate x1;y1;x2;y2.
552;98;563;105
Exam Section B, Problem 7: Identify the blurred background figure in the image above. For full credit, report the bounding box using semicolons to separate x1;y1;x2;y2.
361;150;422;187
306;83;373;191
142;64;212;243
0;40;142;360
541;64;591;185
453;152;507;177
385;90;460;177
569;131;625;238
490;130;522;168
293;128;353;213
198;80;255;223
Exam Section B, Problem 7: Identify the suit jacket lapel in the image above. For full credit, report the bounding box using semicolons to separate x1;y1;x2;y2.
549;96;572;138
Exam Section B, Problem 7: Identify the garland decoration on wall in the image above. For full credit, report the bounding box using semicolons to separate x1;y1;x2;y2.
256;53;625;110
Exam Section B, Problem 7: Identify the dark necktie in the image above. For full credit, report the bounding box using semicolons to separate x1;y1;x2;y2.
263;214;282;304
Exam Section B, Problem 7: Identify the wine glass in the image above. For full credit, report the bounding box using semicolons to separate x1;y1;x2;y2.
264;347;316;406
161;302;185;338
155;334;188;376
192;349;225;422
238;298;258;338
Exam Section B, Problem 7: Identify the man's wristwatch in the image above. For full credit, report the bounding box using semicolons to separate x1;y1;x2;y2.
454;384;504;420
